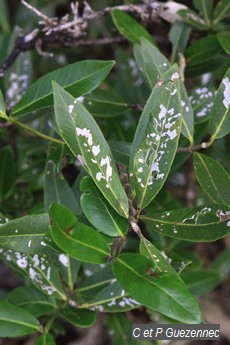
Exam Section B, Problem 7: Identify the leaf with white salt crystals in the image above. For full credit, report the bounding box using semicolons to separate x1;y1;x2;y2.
130;65;182;211
141;204;230;242
53;82;129;218
112;253;202;323
209;67;230;140
0;248;66;300
0;213;50;254
189;86;216;123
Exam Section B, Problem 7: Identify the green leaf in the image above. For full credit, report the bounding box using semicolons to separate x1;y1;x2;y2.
193;0;214;24
84;88;129;117
60;306;96;327
112;253;202;323
53;82;129;218
0;0;10;33
0;248;66;300
169;21;191;62
36;333;55;345
49;203;110;264
109;141;131;166
178;9;209;30
44;160;78;214
0;146;16;201
140;237;176;275
130;65;182;210
213;0;230;23
180;82;194;144
189;86;216;123
217;32;230;54
212;248;230;279
111;10;155;45
0;89;5;113
141;204;230;242
0;213;50;254
80;176;128;237
184;35;222;67
8;286;56;317
12;60;114;116
194;153;230;206
209;67;230;140
0;301;40;337
139;38;170;88
181;270;221;296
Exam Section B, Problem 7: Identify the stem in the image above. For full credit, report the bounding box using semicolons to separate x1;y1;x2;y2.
0;112;64;145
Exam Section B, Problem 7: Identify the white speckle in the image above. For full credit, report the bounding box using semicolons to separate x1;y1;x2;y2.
74;96;84;103
138;158;144;163
68;104;74;114
32;255;40;267
40;241;47;246
151;162;160;173
171;72;179;81
166;129;177;140
46;267;51;280
59;254;68;267
170;88;177;96
76;127;93;146
159;104;167;120
17;256;28;268
41;285;56;295
92;145;100;156
223;77;230;108
100;155;112;182
77;154;85;166
227;221;230;227
138;167;143;173
96;172;103;181
107;298;116;307
163;63;168;67
15;229;18;233
28;240;32;248
84;269;93;276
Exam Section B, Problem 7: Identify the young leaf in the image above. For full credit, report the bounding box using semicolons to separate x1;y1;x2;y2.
130;65;182;211
0;301;40;337
8;286;56;317
141;204;230;242
60;306;96;327
112;253;202;323
12;60;115;116
0;146;15;201
49;203;110;264
53;82;129;218
0;213;50;254
209;67;230;140
0;248;66;300
111;10;155;45
80;176;129;237
0;89;6;113
194;153;230;205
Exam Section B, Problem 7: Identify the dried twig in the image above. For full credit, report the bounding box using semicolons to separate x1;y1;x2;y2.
0;0;164;77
